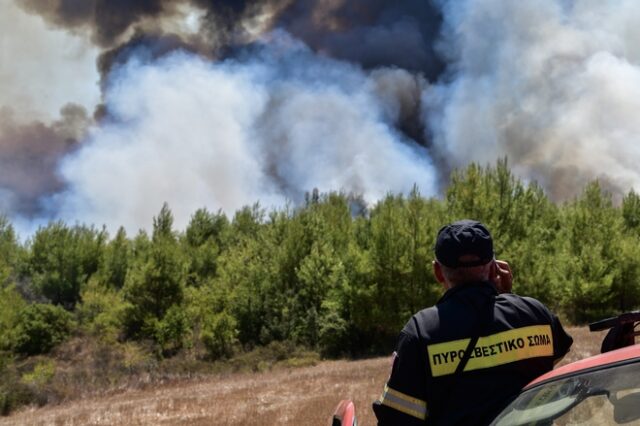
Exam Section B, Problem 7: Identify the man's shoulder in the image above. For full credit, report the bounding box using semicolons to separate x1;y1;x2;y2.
498;293;555;321
402;306;441;337
501;293;551;309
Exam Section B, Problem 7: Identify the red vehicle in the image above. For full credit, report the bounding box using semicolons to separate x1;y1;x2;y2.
333;312;640;426
332;400;357;426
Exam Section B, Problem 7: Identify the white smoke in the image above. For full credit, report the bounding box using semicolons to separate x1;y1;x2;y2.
0;1;99;123
429;0;640;200
54;35;437;233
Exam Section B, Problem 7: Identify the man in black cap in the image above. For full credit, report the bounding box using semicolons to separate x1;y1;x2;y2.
372;219;573;425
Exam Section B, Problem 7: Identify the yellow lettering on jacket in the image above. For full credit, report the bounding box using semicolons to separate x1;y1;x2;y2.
428;325;554;377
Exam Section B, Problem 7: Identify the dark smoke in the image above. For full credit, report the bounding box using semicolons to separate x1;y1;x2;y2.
17;0;446;77
16;0;270;48
97;32;206;83
0;104;90;216
17;0;165;47
16;0;289;109
275;0;445;78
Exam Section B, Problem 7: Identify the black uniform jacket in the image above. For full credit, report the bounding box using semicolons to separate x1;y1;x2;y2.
373;281;573;425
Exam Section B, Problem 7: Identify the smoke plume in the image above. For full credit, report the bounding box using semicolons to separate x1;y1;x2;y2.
3;0;640;233
55;38;436;232
429;0;640;200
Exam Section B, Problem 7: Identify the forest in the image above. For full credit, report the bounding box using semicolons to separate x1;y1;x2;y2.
2;159;640;414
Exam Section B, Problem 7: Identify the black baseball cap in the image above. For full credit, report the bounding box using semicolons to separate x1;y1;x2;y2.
435;220;494;268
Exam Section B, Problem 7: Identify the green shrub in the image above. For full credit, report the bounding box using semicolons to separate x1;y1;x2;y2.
21;360;56;386
318;308;350;358
201;311;237;359
77;279;128;342
0;285;26;352
153;304;188;356
13;304;73;355
0;353;34;416
28;223;105;309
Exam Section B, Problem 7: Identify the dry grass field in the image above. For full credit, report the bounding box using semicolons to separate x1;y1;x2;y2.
0;327;606;426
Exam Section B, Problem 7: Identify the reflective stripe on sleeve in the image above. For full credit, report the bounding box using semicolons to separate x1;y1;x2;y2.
379;384;428;420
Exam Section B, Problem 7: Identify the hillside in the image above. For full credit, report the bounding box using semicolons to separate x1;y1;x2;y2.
0;327;603;426
1;358;386;426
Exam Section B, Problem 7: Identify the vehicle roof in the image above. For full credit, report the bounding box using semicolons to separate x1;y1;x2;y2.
526;344;640;389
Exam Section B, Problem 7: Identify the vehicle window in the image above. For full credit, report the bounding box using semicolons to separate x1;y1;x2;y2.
491;360;640;425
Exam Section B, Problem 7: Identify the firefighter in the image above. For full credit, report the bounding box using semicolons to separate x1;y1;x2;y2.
373;219;573;425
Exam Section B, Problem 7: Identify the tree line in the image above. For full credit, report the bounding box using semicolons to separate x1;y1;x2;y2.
2;159;640;364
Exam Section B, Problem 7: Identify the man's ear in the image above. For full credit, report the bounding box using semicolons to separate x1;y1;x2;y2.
433;261;445;284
